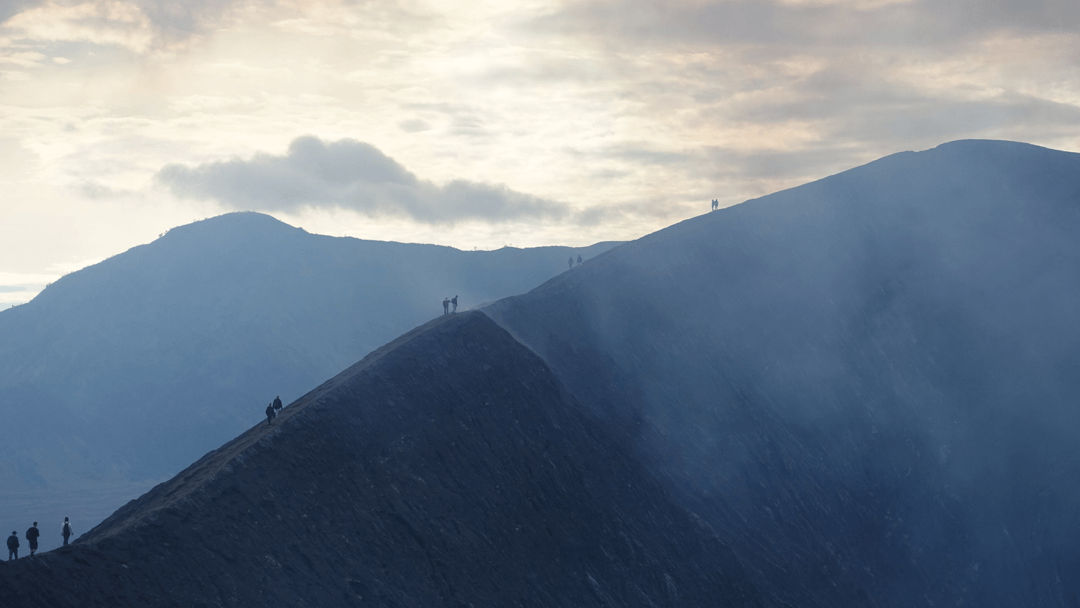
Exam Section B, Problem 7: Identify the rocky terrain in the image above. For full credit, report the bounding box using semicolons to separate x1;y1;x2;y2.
0;312;763;606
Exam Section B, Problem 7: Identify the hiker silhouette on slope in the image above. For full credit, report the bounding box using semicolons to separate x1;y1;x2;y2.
442;297;450;315
451;295;458;313
25;522;39;556
265;402;276;426
6;531;17;560
273;395;283;414
62;517;72;546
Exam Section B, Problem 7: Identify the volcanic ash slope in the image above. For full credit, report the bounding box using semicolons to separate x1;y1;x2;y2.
0;312;763;608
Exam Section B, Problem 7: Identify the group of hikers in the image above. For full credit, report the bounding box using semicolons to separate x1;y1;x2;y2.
567;254;583;269
442;295;458;315
6;518;72;560
264;395;284;426
711;198;719;211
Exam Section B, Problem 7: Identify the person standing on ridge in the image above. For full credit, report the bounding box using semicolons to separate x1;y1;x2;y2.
576;254;582;265
25;522;39;557
568;256;573;269
451;295;458;313
273;395;283;414
6;531;17;560
265;402;276;426
62;517;72;546
442;297;450;315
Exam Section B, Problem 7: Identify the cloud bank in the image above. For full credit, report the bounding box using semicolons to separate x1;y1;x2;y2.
157;136;574;225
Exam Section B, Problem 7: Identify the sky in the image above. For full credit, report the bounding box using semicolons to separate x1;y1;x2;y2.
2;0;1079;308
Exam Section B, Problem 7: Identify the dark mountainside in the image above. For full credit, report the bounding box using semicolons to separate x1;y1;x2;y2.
487;140;1080;606
0;312;764;607
0;212;617;537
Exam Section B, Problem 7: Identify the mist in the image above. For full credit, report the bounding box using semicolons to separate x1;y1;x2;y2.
487;140;1080;605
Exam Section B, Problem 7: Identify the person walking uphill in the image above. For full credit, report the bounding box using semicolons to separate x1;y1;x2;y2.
26;522;39;556
62;517;72;546
273;395;283;414
265;402;276;426
6;531;17;560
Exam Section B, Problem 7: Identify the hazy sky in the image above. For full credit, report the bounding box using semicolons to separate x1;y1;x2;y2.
2;0;1079;307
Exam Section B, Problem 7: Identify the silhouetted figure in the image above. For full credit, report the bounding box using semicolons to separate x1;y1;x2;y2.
576;254;582;265
273;395;283;413
6;531;17;560
442;297;450;315
265;402;276;426
451;295;458;313
25;522;39;557
62;517;72;546
568;256;574;269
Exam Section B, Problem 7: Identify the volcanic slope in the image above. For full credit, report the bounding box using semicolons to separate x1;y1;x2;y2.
0;311;764;607
487;140;1080;606
0;211;617;536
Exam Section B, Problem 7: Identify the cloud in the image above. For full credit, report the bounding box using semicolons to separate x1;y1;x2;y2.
0;0;242;51
157;136;575;225
398;119;431;133
530;0;1080;50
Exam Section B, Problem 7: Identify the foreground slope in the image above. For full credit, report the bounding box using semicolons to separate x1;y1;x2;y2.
0;212;617;537
487;140;1080;606
0;312;763;607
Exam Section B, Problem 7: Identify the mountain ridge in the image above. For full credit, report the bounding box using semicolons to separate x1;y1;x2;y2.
0;212;621;545
0;311;765;607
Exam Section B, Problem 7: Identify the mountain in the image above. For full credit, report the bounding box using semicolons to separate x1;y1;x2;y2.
0;312;764;607
4;139;1078;606
0;212;618;539
486;140;1080;605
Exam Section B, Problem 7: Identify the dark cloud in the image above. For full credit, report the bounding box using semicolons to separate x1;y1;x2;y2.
157;136;576;225
530;0;1080;50
0;0;33;23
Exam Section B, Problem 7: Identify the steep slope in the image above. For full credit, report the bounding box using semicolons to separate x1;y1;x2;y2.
487;140;1080;606
0;212;617;538
0;312;763;607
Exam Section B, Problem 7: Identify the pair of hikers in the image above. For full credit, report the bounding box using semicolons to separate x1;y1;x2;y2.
567;255;583;269
265;395;283;425
441;295;458;315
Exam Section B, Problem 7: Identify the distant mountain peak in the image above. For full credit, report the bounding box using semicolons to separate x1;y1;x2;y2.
159;211;304;242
